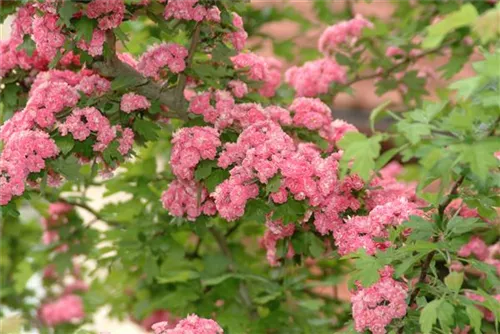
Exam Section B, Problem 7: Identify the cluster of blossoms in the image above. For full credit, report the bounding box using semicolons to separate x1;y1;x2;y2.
120;93;151;113
163;0;221;23
38;294;85;326
227;13;248;51
286;15;372;97
260;217;296;266
137;43;189;78
86;0;125;30
189;90;291;130
318;14;373;54
285;58;347;97
152;314;223;334
161;127;220;219
231;53;282;97
351;266;408;334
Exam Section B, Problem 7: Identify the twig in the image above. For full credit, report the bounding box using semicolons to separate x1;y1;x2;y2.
209;227;258;319
59;198;122;228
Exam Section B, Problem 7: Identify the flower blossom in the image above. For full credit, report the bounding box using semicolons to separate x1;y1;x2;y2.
86;0;125;30
161;180;216;221
318;14;373;54
261;218;296;266
152;314;223;334
120;93;151;113
39;294;85;326
77;29;106;57
164;0;220;22
351;266;408;334
170;127;221;180
32;14;65;60
226;13;248;51
137;43;188;78
458;236;490;261
231;53;282;97
285;58;346;97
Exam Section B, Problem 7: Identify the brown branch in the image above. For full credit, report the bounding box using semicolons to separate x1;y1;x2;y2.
209;227;258;319
173;22;202;109
59;198;122;228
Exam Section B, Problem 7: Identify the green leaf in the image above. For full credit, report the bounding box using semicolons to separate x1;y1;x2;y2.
265;174;282;195
75;17;97;43
423;4;478;49
204;169;230;193
396;120;431;145
466;304;483;334
444;271;463;293
202;273;234;286
49;155;82;181
272;198;306;224
54;135;75;155
337;132;383;181
402;216;435;241
16;35;36;57
13;261;32;294
473;7;500;44
102;141;122;165
308;233;324;258
156;270;199;284
437;301;455;332
242;199;272;224
445;217;487;237
273;39;295;62
195;160;218;181
350;251;383;287
395;254;424;277
298;299;325;311
59;1;78;27
370;100;391;132
133;118;160;142
420;299;441;334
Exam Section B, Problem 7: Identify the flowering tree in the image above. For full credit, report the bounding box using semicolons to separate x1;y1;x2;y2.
1;1;499;333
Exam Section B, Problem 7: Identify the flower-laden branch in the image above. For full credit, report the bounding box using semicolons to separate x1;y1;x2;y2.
92;31;188;120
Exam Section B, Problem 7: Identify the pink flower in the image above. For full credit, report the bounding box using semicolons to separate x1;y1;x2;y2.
77;29;106;57
289;97;333;131
32;14;65;60
261;217;295;266
285;58;346;97
226;13;248;51
142;310;178;331
120;93;151;113
161;180;216;221
465;292;500;322
138;43;188;78
458;236;490;261
163;0;220;22
170;126;221;180
228;80;248;98
77;74;111;96
385;46;405;57
116;126;134;155
231;53;281;97
351;266;408;334
212;167;259;221
152;314;223;334
318;14;373;54
39;294;85;326
86;0;125;30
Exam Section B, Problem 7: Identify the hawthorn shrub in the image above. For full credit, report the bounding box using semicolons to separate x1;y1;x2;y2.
0;1;499;334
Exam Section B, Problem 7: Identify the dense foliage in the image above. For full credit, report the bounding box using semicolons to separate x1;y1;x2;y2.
0;1;499;333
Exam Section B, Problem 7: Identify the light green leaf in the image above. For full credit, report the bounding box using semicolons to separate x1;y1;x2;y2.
370;100;391;132
337;132;383;181
466;304;483;334
444;271;463;293
13;261;32;294
420;299;441;334
437;301;455;332
157;270;199;284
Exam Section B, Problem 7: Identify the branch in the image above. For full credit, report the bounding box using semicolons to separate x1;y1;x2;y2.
209;227;258;319
59;198;122;228
92;31;188;120
173;22;202;110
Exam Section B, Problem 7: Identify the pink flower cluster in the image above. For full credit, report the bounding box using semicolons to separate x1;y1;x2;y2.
170;127;221;180
285;58;347;97
39;294;85;326
0;38;48;77
0;131;59;205
334;198;423;255
121;93;151;113
164;0;221;22
227;13;248;51
318;14;373;54
261;218;296;266
465;292;500;322
161;180;216;221
77;74;111;96
77;29;106;57
458;236;490;261
189;91;292;130
140;310;178;331
231;53;282;97
59;107;117;152
152;314;223;334
25;80;80;128
351;266;408;334
137;43;189;78
32;14;66;60
86;0;125;30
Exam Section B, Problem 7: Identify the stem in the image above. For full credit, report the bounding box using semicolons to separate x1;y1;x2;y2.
209;227;258;319
59;198;122;228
